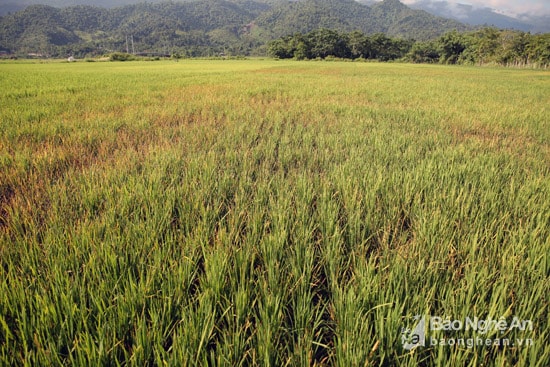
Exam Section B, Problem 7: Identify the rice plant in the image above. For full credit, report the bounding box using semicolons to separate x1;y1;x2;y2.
0;59;548;366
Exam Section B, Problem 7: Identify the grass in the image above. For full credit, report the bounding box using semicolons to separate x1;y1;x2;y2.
0;59;549;366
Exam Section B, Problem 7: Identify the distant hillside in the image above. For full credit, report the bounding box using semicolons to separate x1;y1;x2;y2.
0;0;470;57
370;0;468;39
0;1;262;56
407;0;550;33
0;0;284;16
256;0;467;39
0;0;179;15
255;0;380;36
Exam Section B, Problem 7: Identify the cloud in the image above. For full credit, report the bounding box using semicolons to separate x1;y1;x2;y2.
445;2;470;19
398;0;550;16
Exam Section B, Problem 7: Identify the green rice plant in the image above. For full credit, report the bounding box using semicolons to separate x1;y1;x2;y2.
0;59;548;366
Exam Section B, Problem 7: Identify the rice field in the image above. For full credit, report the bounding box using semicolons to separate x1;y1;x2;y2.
0;59;549;366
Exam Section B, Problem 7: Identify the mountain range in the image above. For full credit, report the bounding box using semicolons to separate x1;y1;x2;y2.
0;0;474;56
406;0;550;33
2;0;548;34
2;0;547;58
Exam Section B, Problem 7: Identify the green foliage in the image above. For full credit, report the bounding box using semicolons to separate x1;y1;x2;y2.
526;33;550;67
0;0;470;57
108;52;135;61
263;26;550;67
257;0;468;40
306;28;350;59
406;40;440;63
256;0;377;37
369;32;413;61
268;29;412;60
0;1;262;57
441;27;550;67
437;30;467;64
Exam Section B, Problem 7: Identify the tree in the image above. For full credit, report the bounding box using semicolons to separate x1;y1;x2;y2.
346;30;372;59
526;33;550;67
437;30;467;64
290;34;310;60
368;33;411;61
306;28;349;59
497;30;528;66
267;37;293;59
468;27;500;65
407;41;439;63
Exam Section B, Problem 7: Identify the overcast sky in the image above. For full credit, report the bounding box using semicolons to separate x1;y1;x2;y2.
400;0;550;16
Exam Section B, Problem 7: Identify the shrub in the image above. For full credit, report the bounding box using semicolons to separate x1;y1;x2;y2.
108;52;135;62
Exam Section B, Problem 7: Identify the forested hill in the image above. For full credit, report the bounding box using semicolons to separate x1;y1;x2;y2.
257;0;468;40
0;0;470;57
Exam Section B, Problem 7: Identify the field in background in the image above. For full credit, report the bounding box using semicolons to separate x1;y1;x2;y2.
0;60;549;366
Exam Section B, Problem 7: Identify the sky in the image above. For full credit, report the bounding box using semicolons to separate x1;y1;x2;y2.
399;0;550;16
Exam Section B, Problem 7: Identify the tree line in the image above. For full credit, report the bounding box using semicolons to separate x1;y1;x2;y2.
268;27;550;67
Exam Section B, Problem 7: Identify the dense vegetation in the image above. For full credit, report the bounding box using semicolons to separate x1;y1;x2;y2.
268;29;413;61
0;0;469;57
255;0;466;40
1;59;549;366
0;0;175;15
267;27;550;67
